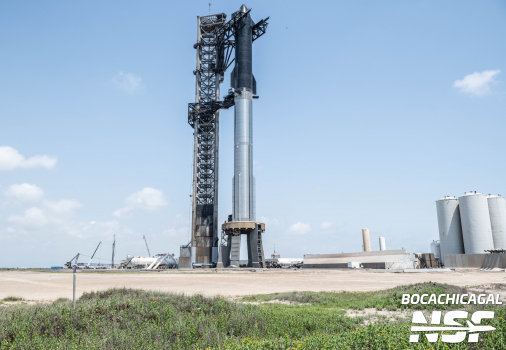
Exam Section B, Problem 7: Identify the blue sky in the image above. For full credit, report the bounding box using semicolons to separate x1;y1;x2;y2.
1;1;505;267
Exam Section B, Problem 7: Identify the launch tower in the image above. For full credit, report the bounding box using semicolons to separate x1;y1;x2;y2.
186;5;268;268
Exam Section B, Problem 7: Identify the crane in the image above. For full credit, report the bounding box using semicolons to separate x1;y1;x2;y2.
87;242;101;268
143;235;151;256
65;253;80;269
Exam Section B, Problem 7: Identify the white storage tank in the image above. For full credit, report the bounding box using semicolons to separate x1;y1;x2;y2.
430;241;441;260
130;257;157;268
458;192;494;254
436;196;465;265
379;237;386;251
362;228;371;252
487;195;506;249
130;255;177;268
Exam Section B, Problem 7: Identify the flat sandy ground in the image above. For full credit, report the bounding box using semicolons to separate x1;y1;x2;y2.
1;269;504;302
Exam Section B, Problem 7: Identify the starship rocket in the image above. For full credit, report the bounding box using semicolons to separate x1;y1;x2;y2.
230;4;257;222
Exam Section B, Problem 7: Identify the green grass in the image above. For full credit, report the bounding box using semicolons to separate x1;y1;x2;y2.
239;282;497;311
0;283;504;349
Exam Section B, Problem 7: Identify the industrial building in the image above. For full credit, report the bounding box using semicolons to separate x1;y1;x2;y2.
303;249;416;270
302;229;432;270
436;192;506;268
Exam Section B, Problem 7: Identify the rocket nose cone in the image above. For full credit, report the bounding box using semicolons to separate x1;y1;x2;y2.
240;4;248;13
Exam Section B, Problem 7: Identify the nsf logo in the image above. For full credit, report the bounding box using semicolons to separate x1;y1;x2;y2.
409;310;495;343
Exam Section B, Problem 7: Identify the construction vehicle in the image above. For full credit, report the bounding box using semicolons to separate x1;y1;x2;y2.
65;253;80;269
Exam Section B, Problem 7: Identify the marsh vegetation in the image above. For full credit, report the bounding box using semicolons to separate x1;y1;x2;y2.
0;283;504;349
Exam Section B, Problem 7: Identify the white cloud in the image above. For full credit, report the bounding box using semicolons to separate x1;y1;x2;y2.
44;199;82;214
287;222;311;235
260;216;282;227
0;146;57;171
51;219;134;240
453;70;501;96
4;183;44;202
76;220;126;239
174;213;190;225
321;222;336;229
113;187;167;218
0;227;18;241
8;207;48;228
114;72;144;93
164;227;188;238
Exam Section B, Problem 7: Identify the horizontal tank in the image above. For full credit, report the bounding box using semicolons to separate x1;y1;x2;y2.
459;192;494;254
130;255;176;268
487;195;506;249
436;196;465;265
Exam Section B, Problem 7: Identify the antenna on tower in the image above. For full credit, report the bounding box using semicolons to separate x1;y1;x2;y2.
209;2;212;15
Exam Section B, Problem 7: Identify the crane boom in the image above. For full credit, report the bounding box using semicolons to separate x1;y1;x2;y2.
143;235;151;256
87;241;101;267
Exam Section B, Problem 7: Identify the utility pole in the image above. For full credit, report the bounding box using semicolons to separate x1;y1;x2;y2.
111;235;116;268
72;264;77;309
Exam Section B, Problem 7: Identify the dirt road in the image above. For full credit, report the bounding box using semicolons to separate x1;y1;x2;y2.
1;269;504;301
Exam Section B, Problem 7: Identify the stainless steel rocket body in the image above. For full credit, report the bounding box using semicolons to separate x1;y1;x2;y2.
232;6;256;222
233;89;255;221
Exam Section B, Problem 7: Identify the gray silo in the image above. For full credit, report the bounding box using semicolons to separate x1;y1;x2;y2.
458;192;494;253
436;196;465;265
487;195;506;249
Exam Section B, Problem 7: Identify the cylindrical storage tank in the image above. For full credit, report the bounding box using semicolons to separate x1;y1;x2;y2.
430;241;441;260
487;195;506;249
362;229;371;252
379;237;386;251
459;192;494;254
436;196;465;265
131;257;157;268
130;256;177;268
